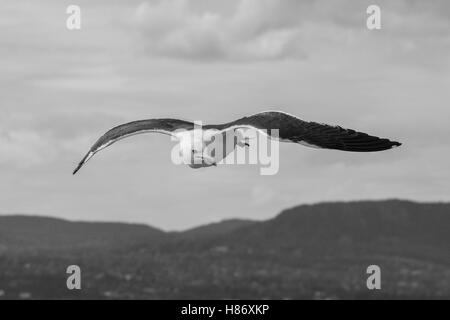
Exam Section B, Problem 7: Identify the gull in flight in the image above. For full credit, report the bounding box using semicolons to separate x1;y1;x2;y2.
73;111;401;175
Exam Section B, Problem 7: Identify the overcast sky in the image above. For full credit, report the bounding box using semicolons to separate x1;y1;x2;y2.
0;0;449;230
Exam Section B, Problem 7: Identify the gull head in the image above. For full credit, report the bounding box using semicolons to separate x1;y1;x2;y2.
188;152;217;169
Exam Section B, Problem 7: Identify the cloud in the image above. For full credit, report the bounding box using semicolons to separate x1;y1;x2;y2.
34;65;128;92
0;112;125;168
132;0;450;63
133;0;307;61
0;130;55;167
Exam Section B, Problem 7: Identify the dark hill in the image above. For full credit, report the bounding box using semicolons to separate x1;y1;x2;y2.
0;215;165;250
174;218;256;239
1;200;449;299
226;200;450;250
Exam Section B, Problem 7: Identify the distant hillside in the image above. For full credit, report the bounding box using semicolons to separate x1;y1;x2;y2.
225;200;450;251
165;200;450;260
0;215;256;250
0;200;449;299
1;200;450;254
174;218;257;239
0;215;165;250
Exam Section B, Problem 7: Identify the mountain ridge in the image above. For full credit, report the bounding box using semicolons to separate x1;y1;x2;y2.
1;199;449;251
1;199;449;299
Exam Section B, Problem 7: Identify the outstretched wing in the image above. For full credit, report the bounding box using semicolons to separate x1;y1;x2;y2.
206;111;401;152
73;118;194;175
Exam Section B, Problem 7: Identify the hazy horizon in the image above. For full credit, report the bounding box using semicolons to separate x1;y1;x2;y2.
1;198;448;232
1;0;449;230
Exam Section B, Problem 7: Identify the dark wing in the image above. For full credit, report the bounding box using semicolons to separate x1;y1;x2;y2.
73;118;194;175
207;111;401;152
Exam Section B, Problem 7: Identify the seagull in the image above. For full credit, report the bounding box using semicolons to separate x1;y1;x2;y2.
73;111;401;175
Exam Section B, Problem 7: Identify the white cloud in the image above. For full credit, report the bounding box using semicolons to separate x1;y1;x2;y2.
0;130;55;167
34;65;127;92
133;0;450;64
133;0;306;61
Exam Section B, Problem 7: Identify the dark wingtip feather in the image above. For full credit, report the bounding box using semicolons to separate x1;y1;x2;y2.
72;153;91;175
72;163;83;175
384;140;402;150
335;135;402;152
